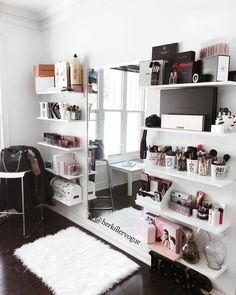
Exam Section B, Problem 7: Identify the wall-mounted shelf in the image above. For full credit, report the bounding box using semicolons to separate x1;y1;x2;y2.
89;170;96;176
88;145;97;149
38;142;82;152
45;167;82;180
179;254;227;280
149;242;227;280
145;166;234;188
36;90;83;95
37;117;81;123
53;194;82;206
141;81;236;90
135;197;230;235
142;126;235;137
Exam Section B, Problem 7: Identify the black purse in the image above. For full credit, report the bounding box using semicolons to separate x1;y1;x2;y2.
0;146;30;173
93;140;104;160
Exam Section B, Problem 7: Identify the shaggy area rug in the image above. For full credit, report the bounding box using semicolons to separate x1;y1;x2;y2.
14;227;139;295
94;207;148;250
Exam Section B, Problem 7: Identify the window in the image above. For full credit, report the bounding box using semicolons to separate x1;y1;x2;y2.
88;67;145;159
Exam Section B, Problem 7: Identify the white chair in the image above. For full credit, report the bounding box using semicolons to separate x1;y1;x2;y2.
0;171;43;238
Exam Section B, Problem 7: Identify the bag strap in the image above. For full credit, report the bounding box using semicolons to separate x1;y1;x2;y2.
2;150;23;173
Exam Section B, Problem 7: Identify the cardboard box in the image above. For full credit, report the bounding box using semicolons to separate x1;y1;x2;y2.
161;114;205;131
201;55;230;82
34;64;54;77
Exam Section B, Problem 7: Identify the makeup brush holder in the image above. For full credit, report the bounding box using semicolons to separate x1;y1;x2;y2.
148;152;158;165
211;164;228;179
165;155;176;169
187;159;198;174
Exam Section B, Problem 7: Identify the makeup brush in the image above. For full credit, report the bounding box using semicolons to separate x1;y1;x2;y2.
209;149;218;161
221;154;230;165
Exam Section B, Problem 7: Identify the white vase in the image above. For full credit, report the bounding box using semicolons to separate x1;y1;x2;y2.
204;233;227;270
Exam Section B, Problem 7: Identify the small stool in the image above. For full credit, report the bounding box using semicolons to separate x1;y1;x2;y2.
0;171;43;238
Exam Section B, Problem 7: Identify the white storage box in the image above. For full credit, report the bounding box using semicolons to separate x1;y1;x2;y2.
136;188;170;212
35;77;54;93
51;176;82;206
161;114;205;131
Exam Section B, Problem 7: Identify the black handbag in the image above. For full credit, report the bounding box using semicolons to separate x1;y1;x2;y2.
93;140;104;160
0;146;30;172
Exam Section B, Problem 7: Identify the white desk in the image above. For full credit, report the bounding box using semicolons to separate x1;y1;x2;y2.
110;161;144;196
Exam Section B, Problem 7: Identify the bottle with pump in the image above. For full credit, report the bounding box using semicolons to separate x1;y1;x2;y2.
70;54;83;92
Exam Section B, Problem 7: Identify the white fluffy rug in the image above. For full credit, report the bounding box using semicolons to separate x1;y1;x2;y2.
103;207;142;238
14;227;139;295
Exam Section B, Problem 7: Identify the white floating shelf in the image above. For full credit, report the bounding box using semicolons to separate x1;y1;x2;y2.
141;81;236;90
53;195;82;206
142;126;235;137
45;168;82;180
89;170;96;176
148;241;227;280
38;142;82;152
36;90;83;95
37;117;81;123
145;166;234;188
135;198;230;235
179;254;227;280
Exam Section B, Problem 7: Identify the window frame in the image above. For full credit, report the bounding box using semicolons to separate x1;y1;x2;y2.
88;68;145;162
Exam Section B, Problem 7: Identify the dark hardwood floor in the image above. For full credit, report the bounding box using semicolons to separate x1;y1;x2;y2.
0;205;194;295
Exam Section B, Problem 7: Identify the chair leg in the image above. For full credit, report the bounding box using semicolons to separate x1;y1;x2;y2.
21;177;26;237
24;204;44;239
21;177;44;239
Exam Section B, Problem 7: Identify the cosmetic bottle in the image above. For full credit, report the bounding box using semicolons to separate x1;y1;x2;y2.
173;71;178;84
169;72;174;84
219;208;224;224
141;218;156;244
211;210;220;226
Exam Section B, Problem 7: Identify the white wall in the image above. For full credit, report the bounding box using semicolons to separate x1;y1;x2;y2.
0;21;42;147
40;1;236;293
0;0;235;293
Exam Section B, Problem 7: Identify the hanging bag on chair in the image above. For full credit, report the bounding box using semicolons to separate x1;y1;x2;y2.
0;146;30;172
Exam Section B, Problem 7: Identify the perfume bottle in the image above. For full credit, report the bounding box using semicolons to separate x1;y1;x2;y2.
70;160;80;176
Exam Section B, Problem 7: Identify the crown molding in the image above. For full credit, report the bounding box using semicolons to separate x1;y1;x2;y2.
0;5;39;30
38;0;85;31
0;0;85;31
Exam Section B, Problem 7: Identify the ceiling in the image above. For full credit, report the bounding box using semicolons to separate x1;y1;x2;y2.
0;0;55;13
0;0;77;18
